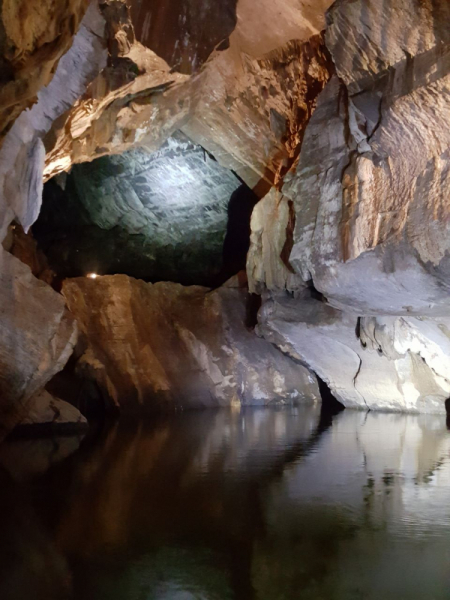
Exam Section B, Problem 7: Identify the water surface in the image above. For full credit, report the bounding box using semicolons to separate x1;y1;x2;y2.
1;406;450;599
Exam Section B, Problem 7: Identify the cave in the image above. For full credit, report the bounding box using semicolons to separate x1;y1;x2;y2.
34;134;257;287
1;0;450;598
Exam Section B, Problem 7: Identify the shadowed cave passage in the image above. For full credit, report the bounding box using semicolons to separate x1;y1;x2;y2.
34;134;258;287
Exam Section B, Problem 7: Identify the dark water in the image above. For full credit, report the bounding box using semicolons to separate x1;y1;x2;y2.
1;406;450;600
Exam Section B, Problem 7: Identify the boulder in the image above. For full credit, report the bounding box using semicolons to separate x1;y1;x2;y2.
0;248;77;440
17;390;87;433
62;276;320;412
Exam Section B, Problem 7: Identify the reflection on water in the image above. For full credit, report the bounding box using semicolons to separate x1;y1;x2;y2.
1;407;450;599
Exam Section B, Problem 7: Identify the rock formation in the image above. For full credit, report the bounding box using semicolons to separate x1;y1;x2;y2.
286;0;450;315
35;135;242;284
0;1;107;240
248;0;450;413
247;188;304;295
42;0;333;187
2;0;450;431
258;293;450;414
62;275;320;412
0;248;77;439
17;390;87;432
0;0;90;144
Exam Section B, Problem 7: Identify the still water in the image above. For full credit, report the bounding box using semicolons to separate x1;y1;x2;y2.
1;406;450;600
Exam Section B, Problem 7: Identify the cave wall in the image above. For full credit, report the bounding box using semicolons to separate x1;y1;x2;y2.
0;0;90;144
2;0;450;431
62;275;320;411
249;0;450;413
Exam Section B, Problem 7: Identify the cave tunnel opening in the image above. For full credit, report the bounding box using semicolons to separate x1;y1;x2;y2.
316;376;345;427
33;134;259;290
446;398;450;429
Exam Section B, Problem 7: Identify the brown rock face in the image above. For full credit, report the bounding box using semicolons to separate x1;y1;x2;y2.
183;34;333;188
129;0;238;73
0;248;77;440
247;188;304;295
0;1;108;239
43;0;189;182
18;390;88;432
0;0;89;144
62;276;320;412
0;0;335;435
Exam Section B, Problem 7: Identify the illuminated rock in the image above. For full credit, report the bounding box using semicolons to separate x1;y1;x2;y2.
258;293;450;414
0;247;77;440
285;0;450;315
62;275;320;411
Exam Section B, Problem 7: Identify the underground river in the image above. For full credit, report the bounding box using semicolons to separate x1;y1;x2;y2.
1;406;450;600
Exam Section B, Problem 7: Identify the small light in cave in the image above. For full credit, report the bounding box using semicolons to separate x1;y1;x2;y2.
87;273;99;279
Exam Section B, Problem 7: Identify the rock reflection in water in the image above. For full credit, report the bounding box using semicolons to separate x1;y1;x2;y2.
0;469;72;600
1;407;450;599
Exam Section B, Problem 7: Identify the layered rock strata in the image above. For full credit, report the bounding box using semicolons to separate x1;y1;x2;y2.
62;275;320;412
248;0;450;413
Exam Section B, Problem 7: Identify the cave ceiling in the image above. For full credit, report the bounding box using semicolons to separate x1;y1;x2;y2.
128;0;238;73
35;134;242;285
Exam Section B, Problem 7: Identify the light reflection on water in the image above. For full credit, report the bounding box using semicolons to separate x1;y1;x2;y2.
1;406;450;599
